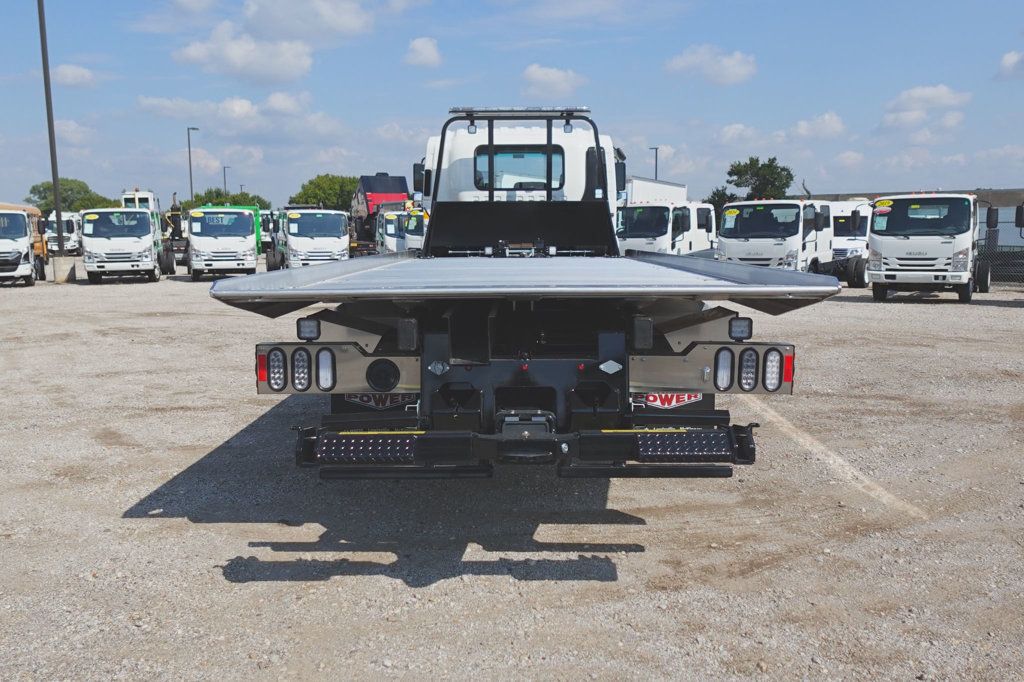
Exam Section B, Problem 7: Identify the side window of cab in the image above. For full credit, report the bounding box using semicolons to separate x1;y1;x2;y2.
672;207;690;240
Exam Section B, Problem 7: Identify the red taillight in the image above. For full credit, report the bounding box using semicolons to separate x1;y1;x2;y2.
783;354;794;383
520;363;529;372
257;353;268;382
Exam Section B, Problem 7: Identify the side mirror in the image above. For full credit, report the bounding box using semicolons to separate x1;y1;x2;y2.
814;211;826;231
850;210;861;229
412;162;425;192
985;206;999;230
422;169;432;197
1016;204;1024;228
616;190;628;204
614;160;627;193
38;221;46;235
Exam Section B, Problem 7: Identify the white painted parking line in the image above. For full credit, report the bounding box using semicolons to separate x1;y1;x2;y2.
739;395;928;520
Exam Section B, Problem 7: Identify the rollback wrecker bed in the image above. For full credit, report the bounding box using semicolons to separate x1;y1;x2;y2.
211;107;840;479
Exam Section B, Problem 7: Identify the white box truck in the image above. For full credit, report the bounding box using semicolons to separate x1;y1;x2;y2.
81;208;165;283
187;207;259;281
277;208;350;268
865;193;995;303
616;201;716;255
624;177;687;204
45;210;82;256
716;199;834;273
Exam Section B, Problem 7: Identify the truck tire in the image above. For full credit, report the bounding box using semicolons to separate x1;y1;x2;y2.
957;281;973;303
190;268;203;282
872;284;888;302
87;272;102;284
975;262;991;293
847;258;868;289
147;261;162;282
23;267;36;286
266;251;277;271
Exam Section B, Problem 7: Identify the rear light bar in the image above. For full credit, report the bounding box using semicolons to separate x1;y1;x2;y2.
254;343;420;395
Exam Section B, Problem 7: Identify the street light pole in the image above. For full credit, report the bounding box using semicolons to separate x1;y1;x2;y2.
239;184;245;194
223;166;230;194
187;126;199;201
648;146;660;181
37;0;64;257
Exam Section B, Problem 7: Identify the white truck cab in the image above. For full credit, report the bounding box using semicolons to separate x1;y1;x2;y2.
717;199;834;272
187;207;258;281
280;209;350;268
45;210;82;255
414;116;625;226
0;206;41;285
829;199;871;288
401;208;428;251
866;193;994;303
616;201;716;254
81;208;164;283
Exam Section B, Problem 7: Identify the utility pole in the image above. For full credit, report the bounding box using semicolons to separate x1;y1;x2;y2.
187;127;199;201
37;0;64;256
649;146;661;181
239;184;245;194
222;166;230;194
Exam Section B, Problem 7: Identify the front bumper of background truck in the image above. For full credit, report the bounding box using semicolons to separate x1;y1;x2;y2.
294;421;758;479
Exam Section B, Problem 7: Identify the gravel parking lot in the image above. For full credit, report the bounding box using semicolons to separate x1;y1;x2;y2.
2;270;1023;679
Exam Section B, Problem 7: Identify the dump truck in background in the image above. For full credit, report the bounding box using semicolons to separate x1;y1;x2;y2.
350;173;409;256
211;107;840;481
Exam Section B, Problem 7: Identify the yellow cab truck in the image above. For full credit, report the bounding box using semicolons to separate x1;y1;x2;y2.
0;202;47;286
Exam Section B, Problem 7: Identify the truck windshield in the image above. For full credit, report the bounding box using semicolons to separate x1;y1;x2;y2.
288;212;347;238
719;204;800;239
191;211;254;237
402;213;425;236
45;219;75;234
834;213;868;237
0;213;28;239
617;206;670;238
871;198;971;237
83;212;151;238
383;214;402;237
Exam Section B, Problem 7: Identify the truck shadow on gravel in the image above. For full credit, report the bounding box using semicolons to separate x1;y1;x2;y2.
124;396;646;587
838;292;1024;308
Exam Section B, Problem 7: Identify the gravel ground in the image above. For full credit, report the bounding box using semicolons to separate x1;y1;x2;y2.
2;268;1023;680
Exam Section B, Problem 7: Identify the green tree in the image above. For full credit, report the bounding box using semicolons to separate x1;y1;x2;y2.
704;186;740;215
289;174;360;211
725;156;794;200
183;187;271;212
25;178;118;214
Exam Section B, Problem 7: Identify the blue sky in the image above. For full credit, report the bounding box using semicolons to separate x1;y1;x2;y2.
2;0;1023;206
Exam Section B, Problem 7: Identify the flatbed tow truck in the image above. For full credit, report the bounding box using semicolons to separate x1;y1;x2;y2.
211;107;840;480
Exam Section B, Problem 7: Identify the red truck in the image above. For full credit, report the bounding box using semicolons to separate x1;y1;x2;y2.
350;173;409;256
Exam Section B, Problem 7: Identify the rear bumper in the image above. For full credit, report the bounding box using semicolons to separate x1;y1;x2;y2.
295;423;757;479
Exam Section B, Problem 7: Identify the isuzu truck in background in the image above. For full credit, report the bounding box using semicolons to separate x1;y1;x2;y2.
717;199;834;273
0;203;45;286
211;106;840;481
45;211;82;256
82;208;165;283
829;199;871;288
276;208;351;268
617;201;716;254
187;206;259;280
865;193;995;303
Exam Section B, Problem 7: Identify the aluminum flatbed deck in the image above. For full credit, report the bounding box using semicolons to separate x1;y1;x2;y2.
210;251;841;316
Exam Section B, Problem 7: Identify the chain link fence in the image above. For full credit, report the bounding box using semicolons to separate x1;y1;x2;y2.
977;208;1024;284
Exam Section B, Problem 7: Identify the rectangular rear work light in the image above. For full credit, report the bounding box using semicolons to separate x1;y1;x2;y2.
729;317;753;342
296;317;321;341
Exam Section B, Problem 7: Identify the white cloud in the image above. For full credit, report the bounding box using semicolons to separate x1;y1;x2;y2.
375;122;429;143
836;150;864;168
887;84;971;112
718;123;756;144
793;111;845;139
881;109;928;129
180;146;222;174
55;119;94;146
997;50;1024;79
976;145;1024;164
222;144;264;166
908;128;940;146
315;145;353;164
942;153;966;166
665;44;756;85
521;64;587;98
174;21;313;83
53;64;96;87
404;37;441;67
243;0;374;41
938;111;964;129
174;0;216;11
